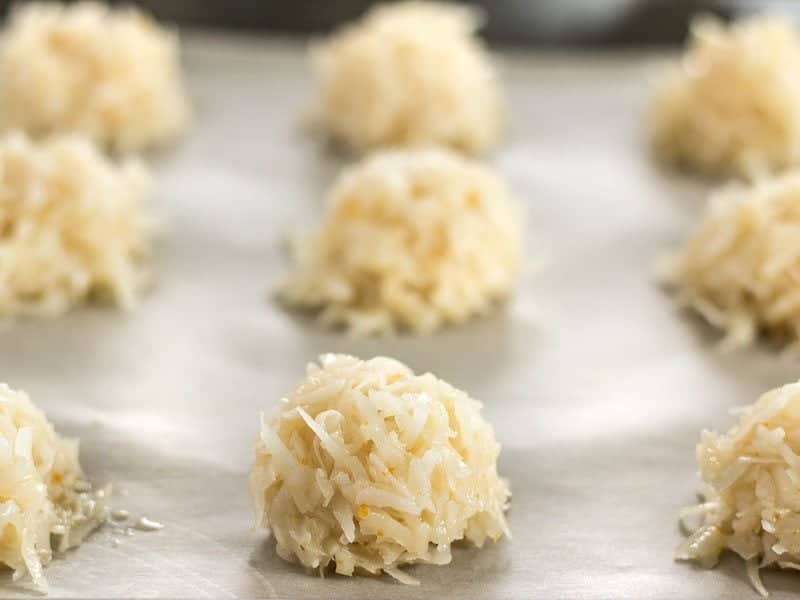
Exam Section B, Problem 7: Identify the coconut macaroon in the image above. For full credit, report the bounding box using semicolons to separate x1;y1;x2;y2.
650;16;800;177
0;132;154;319
0;2;190;152
0;383;107;592
249;354;510;583
311;1;501;154
677;380;800;596
662;172;800;351
278;148;522;335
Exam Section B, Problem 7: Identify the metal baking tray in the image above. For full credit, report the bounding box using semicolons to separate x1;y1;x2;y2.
0;31;798;599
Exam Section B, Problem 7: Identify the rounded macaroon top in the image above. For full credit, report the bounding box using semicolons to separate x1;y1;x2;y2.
311;1;502;154
0;383;107;592
649;15;800;177
664;171;800;351
0;1;190;152
679;380;800;595
278;148;523;335
0;131;154;319
249;354;510;583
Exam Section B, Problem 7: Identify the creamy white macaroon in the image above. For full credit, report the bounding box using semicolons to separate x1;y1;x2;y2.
250;354;510;584
663;172;800;351
0;383;107;592
678;380;800;596
278;148;522;335
650;16;800;177
311;1;501;154
0;2;190;151
0;132;154;319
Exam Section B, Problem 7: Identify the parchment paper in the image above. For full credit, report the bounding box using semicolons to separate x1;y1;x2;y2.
0;32;797;599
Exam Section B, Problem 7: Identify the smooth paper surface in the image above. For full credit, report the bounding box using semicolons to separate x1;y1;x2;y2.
0;33;797;599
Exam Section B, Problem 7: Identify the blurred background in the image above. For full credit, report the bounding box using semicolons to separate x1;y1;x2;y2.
0;0;794;45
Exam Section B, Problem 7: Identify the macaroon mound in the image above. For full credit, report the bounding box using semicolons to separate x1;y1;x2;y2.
649;16;800;177
311;1;501;154
663;172;800;351
249;354;510;584
0;383;107;592
0;1;190;152
678;380;800;596
0;132;154;319
278;148;522;335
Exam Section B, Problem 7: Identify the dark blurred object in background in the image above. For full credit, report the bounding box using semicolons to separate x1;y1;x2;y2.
128;0;731;46
130;0;715;45
1;0;797;46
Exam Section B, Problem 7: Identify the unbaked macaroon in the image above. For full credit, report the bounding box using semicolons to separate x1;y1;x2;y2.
649;16;800;177
0;132;154;319
311;1;501;154
278;148;522;335
0;2;190;152
249;354;510;584
678;380;800;596
662;172;800;351
0;383;108;592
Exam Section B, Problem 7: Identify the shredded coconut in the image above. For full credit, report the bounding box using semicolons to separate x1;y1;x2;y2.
0;132;154;320
677;380;800;596
249;354;510;583
662;172;800;351
0;383;108;592
0;2;190;152
278;148;522;335
311;1;502;154
649;15;800;177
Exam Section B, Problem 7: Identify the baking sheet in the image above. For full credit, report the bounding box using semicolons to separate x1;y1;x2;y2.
0;32;798;599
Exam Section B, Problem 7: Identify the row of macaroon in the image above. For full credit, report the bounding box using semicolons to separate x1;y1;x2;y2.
1;1;800;595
